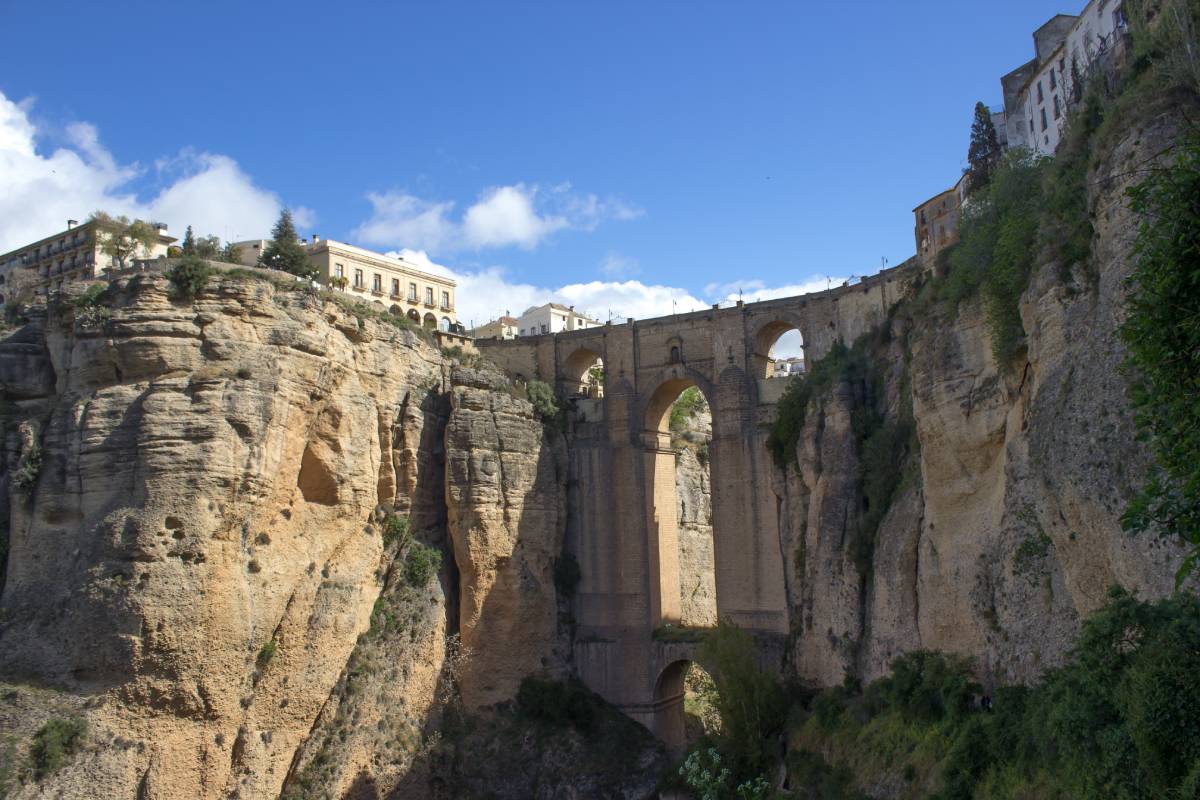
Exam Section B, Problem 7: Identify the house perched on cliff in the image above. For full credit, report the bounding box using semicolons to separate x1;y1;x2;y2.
232;235;460;331
0;218;176;305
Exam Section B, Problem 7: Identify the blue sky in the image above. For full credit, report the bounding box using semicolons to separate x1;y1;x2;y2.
0;0;1068;328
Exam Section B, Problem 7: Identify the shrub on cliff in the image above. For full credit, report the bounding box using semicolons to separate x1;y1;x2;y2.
516;677;597;731
404;541;441;587
1120;139;1200;584
30;717;86;780
167;255;214;300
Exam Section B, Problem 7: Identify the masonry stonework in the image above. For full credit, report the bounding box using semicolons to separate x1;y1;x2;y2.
476;261;915;739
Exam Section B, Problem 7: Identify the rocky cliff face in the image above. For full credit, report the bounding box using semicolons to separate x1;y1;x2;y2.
0;275;589;800
779;108;1188;689
444;365;570;708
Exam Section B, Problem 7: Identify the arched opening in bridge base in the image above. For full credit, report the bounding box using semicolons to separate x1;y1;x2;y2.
654;660;720;757
645;378;717;628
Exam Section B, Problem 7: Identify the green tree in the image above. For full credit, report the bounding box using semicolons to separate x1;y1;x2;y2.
194;234;223;260
181;225;196;255
698;620;786;779
1120;140;1200;583
965;102;1003;195
219;240;242;265
89;211;160;272
259;209;315;279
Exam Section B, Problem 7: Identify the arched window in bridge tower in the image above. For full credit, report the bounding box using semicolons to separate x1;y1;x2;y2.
670;345;681;363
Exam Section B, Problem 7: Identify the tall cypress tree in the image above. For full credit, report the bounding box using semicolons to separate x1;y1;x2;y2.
965;102;1002;195
181;225;196;255
259;209;315;279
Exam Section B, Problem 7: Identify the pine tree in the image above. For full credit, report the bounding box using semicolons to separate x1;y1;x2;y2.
259;209;315;279
965;102;1002;195
181;225;196;255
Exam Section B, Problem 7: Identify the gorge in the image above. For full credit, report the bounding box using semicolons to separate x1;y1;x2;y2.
0;53;1197;800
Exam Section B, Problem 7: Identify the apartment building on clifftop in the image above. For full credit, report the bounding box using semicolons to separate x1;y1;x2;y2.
0;218;175;305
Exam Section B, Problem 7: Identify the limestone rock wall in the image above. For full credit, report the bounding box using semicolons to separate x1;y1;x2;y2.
782;108;1186;689
444;365;569;708
0;274;584;800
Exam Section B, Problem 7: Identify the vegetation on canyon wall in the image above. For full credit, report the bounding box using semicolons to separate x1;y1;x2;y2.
670;590;1200;800
792;588;1200;800
1120;138;1200;583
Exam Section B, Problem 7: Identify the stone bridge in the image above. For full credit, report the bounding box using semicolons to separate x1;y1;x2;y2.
476;262;914;749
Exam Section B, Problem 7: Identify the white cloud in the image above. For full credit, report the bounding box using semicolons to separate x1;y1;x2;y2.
354;182;641;253
0;91;300;252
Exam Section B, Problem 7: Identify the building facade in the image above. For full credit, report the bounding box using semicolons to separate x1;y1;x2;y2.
232;236;459;330
470;316;519;340
1001;1;1127;156
913;179;964;264
771;357;805;378
516;303;601;337
0;219;175;304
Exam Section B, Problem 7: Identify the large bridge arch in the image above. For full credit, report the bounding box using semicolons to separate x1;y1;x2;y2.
474;259;918;747
640;368;719;626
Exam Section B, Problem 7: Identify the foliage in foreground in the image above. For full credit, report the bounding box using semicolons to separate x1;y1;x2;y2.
1120;139;1200;584
795;588;1200;800
673;622;787;797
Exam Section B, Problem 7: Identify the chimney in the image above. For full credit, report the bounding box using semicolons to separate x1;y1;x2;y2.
67;219;78;229
312;234;321;244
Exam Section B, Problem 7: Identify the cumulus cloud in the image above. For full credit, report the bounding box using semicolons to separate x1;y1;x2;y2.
355;182;641;253
0;91;299;252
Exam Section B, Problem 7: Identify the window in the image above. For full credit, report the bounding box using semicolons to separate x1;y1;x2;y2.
408;282;417;300
519;329;525;336
334;263;344;278
540;323;548;334
373;273;382;292
1053;95;1061;119
392;278;400;296
1039;107;1048;131
425;287;433;305
354;269;364;288
1029;118;1034;133
1037;80;1044;104
441;291;450;309
1049;67;1057;90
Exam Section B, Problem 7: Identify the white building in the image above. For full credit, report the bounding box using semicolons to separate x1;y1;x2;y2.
1001;1;1127;156
516;303;601;337
771;357;805;378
